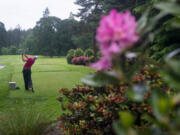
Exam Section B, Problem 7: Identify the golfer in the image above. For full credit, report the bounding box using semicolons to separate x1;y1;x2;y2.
22;52;38;92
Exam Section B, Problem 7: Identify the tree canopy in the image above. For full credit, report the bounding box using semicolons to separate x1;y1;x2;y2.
0;1;179;60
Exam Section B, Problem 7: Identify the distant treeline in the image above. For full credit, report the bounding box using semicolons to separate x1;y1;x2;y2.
0;0;179;60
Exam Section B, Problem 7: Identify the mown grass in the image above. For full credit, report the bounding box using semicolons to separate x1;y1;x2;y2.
0;55;95;119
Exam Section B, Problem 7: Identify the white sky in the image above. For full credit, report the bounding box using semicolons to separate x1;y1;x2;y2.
0;0;79;30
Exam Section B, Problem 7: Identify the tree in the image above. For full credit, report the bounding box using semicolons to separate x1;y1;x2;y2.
102;0;146;13
0;22;7;54
21;8;79;56
55;18;77;56
43;7;50;18
73;0;145;59
21;31;37;54
6;25;30;51
33;16;61;56
74;0;103;59
132;0;180;62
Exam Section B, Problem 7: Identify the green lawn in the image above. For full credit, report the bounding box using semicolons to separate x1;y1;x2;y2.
0;55;95;119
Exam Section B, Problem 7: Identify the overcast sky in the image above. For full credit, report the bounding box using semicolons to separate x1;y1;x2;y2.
0;0;79;30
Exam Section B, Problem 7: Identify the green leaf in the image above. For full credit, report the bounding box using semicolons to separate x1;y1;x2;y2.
127;83;150;102
161;60;180;90
90;105;96;111
137;11;148;34
81;71;119;87
152;91;172;123
119;112;134;129
144;12;167;34
162;49;180;90
172;93;180;105
165;17;180;28
97;117;103;122
155;2;180;16
162;72;180;90
113;120;137;135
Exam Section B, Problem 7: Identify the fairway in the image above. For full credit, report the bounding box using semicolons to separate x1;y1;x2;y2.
0;55;95;119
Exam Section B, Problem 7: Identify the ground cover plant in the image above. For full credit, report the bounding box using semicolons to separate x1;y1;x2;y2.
57;0;180;134
0;55;95;134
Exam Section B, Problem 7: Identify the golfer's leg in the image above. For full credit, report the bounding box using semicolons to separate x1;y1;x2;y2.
23;69;28;90
28;70;34;92
27;69;31;90
29;70;32;87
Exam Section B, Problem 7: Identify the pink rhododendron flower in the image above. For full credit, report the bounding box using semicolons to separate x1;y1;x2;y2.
96;9;139;46
100;42;122;57
91;9;139;70
91;56;112;70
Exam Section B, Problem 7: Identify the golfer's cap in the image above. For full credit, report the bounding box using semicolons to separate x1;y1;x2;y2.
34;56;38;60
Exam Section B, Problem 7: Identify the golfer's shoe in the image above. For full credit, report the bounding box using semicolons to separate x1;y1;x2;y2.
28;88;34;93
32;88;34;93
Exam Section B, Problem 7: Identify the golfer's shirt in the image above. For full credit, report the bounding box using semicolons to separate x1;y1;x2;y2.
24;57;35;69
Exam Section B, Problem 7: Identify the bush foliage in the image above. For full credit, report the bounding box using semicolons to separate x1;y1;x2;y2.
67;49;75;64
74;48;84;58
58;66;169;134
59;0;180;135
1;46;20;55
71;56;89;65
67;48;95;64
84;49;94;57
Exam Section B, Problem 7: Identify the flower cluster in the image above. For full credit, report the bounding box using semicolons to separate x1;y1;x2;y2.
71;56;89;65
91;9;139;70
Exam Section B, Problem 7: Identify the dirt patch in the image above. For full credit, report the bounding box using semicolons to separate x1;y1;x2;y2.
45;121;64;135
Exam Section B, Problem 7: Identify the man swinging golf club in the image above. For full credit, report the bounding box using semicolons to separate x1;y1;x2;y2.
22;52;38;92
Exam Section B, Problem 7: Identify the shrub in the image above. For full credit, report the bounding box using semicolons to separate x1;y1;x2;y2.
66;49;85;64
71;56;89;65
57;66;167;134
84;48;94;57
1;46;18;55
88;56;96;63
66;49;75;64
97;51;101;60
17;48;23;54
74;48;84;57
9;45;17;55
1;47;10;55
67;54;74;64
59;1;180;135
67;49;75;56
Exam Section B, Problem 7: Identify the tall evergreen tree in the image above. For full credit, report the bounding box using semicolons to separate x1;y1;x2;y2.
0;22;7;54
43;7;50;18
74;0;103;59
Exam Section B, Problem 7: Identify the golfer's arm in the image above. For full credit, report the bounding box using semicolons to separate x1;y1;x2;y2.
24;54;28;58
22;54;27;62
